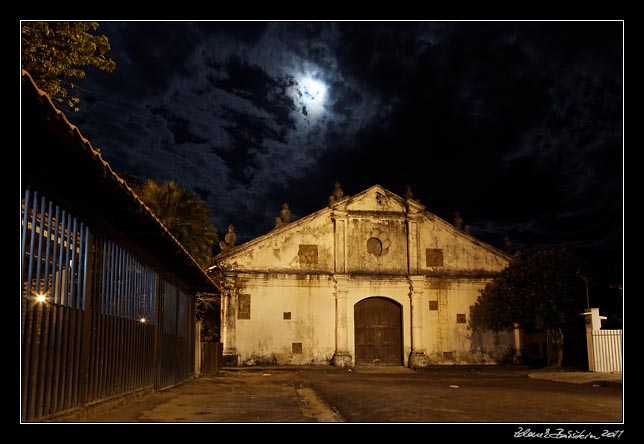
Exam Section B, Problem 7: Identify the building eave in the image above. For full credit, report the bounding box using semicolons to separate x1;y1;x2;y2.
21;69;216;293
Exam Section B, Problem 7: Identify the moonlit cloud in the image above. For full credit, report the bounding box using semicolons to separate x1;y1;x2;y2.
73;22;393;242
70;21;621;269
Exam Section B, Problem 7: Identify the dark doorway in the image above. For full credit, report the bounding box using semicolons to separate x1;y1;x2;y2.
354;297;403;365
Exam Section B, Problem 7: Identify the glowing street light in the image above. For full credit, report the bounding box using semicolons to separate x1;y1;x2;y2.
35;293;48;304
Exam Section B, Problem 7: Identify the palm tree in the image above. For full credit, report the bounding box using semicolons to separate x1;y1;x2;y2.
135;179;218;269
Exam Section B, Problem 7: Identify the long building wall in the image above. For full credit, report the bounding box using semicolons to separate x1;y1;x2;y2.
21;188;195;422
225;271;515;367
21;70;215;422
213;185;518;368
233;274;336;365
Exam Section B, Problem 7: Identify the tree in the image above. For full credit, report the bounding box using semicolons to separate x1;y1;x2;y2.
125;175;220;332
197;262;236;340
195;291;221;342
21;21;116;111
133;179;219;269
470;247;586;367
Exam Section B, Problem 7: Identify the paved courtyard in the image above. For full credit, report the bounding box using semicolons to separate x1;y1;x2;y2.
58;365;622;426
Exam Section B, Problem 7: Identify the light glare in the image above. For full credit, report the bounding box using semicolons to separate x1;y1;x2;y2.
300;77;326;102
289;74;328;119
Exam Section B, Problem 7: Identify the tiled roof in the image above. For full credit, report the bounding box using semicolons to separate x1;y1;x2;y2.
21;69;216;292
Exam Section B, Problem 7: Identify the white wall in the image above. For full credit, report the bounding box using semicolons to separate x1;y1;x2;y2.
234;274;336;365
214;185;512;367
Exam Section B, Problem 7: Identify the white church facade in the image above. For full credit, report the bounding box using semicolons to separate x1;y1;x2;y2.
209;184;515;368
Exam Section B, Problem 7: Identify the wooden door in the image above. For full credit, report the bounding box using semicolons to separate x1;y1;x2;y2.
354;297;402;365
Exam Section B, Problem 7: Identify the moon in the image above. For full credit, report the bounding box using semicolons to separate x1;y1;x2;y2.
292;75;327;118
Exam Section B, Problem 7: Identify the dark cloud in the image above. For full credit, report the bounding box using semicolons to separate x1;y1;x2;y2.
69;21;621;277
88;22;206;98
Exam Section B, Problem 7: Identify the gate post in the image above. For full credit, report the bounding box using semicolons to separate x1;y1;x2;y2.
512;322;524;364
583;311;594;372
583;308;607;372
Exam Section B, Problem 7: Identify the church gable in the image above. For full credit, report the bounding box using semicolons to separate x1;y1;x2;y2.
340;185;407;213
414;214;510;274
214;209;335;272
333;185;411;275
212;183;511;276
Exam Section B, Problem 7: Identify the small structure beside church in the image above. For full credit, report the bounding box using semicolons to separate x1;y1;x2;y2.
209;183;514;367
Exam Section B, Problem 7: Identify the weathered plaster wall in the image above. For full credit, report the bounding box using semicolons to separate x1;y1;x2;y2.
417;214;508;273
233;274;336;365
345;188;406;212
225;212;335;272
421;279;497;364
227;274;512;366
470;328;517;363
213;185;513;367
345;217;409;275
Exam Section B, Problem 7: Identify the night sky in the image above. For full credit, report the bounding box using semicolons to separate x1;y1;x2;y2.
68;21;623;311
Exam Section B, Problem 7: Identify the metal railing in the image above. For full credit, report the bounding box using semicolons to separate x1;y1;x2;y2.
200;342;223;374
21;188;197;422
157;283;194;390
591;329;622;373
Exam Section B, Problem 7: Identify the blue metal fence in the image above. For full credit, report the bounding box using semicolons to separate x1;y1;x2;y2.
21;188;196;422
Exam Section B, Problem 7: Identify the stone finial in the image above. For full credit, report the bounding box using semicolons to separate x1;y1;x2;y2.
453;211;463;231
503;236;513;253
403;185;421;205
404;185;414;201
274;216;283;229
463;225;470;235
332;181;344;201
219;224;237;251
328;194;336;208
279;202;292;224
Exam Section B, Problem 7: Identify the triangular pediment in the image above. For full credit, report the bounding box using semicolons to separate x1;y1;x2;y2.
210;184;511;275
334;184;420;213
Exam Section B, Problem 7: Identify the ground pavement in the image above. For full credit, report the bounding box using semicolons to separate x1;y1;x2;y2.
52;365;623;424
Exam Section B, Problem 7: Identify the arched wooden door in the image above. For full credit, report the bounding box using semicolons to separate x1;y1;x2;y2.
354;297;402;365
